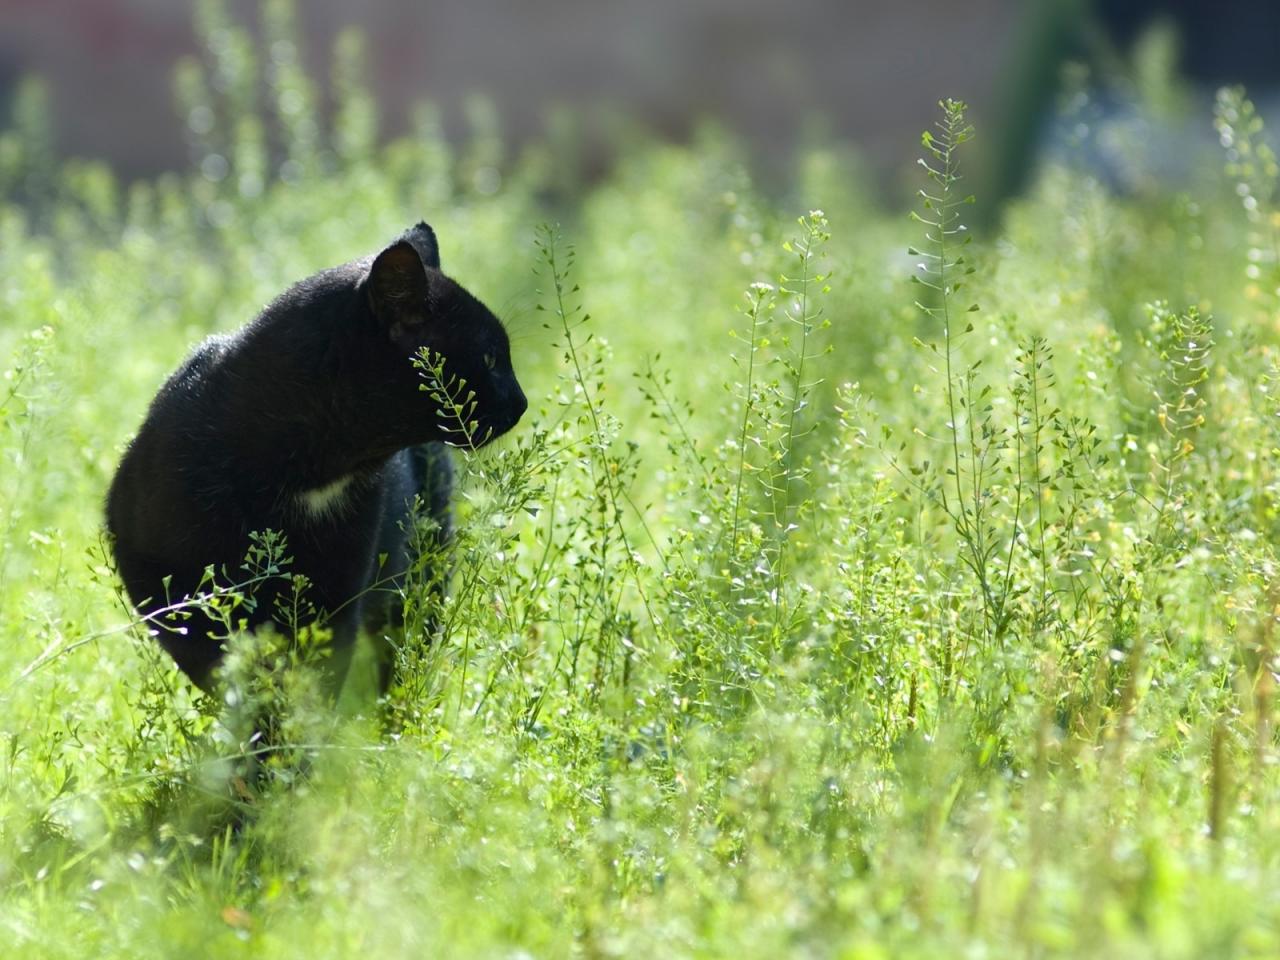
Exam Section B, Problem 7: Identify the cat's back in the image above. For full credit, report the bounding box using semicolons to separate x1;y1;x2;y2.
106;333;235;549
142;333;232;426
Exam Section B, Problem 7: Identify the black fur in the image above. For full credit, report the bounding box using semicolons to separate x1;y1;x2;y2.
106;222;526;693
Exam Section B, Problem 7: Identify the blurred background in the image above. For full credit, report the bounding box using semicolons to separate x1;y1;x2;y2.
1;0;1278;210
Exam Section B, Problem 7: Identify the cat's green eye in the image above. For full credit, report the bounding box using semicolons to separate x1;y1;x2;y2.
483;353;497;371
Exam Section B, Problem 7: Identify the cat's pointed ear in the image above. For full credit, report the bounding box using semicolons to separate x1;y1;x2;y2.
365;240;429;328
402;221;440;270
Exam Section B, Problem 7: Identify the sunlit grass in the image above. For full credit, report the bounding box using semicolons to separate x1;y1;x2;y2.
3;7;1280;956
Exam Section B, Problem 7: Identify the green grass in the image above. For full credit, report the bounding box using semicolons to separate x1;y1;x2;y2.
4;12;1280;955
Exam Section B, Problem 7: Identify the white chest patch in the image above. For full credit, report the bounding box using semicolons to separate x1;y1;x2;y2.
295;474;355;520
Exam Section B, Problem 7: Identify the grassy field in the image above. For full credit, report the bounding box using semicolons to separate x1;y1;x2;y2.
4;13;1280;958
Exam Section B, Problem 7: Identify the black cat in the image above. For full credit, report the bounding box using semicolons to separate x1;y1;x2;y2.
106;222;526;694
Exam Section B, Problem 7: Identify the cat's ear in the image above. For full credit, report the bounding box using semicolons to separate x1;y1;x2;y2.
401;221;441;270
365;240;429;329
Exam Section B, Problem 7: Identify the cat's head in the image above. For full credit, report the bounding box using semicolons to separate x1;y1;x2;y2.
362;222;527;448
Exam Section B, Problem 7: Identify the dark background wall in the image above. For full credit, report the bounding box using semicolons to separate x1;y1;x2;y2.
1;0;1277;191
0;0;1020;180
